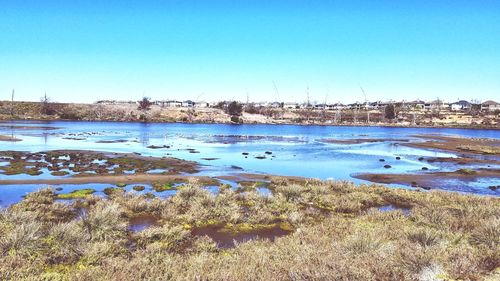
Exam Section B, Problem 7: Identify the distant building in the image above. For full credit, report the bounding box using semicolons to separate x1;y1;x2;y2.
194;101;209;108
283;102;298;109
347;102;364;110
269;102;282;108
481;100;500;111
426;100;448;111
450;100;471;111
182;100;195;107
407;100;425;110
165;100;182;107
332;103;345;110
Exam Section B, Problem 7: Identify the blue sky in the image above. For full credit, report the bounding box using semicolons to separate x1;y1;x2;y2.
1;0;499;103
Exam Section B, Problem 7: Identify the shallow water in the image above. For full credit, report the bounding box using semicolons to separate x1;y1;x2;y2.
378;204;411;216
191;225;291;248
0;182;176;208
1;121;499;202
128;215;159;232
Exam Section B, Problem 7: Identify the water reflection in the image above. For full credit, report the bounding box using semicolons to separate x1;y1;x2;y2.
1;121;499;197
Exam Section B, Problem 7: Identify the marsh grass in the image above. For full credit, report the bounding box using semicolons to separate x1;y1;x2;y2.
0;180;499;280
57;189;96;200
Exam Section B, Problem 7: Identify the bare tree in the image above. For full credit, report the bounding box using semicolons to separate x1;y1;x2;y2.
40;92;55;115
334;107;342;124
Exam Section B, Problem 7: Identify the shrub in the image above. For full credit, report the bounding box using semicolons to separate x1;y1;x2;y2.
138;97;152;111
225;101;242;116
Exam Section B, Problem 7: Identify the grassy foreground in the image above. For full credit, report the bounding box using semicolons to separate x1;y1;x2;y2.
0;179;499;280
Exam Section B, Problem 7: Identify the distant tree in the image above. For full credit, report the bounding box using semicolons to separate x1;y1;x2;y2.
40;93;55;115
384;104;396;120
230;115;242;123
226;101;242;116
138;97;152;111
244;103;259;114
213;101;226;110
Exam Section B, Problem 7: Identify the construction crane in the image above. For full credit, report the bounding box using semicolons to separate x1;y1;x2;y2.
272;81;284;119
272;81;280;102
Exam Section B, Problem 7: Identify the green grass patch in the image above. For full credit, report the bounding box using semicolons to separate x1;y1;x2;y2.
456;168;476;175
133;185;146;191
152;181;182;192
50;171;70;176
56;188;96;199
104;187;124;196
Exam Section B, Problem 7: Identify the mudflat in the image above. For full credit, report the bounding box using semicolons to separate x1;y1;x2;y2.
353;168;500;189
0;174;216;185
404;134;500;155
0;135;21;142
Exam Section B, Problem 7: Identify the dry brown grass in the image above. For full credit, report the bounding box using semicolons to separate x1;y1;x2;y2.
0;180;499;280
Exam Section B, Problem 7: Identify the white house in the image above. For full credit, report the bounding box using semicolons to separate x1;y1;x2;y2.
194;101;209;108
283;102;298;109
166;100;182;107
450;100;471;111
481;100;500;111
182;100;195;107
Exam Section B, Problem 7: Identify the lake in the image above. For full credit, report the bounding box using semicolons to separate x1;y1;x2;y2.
0;120;499;206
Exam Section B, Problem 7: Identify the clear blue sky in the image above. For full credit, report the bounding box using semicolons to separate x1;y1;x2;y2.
1;0;499;104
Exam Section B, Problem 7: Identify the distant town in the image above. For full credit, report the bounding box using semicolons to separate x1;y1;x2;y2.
1;96;499;128
95;98;500;112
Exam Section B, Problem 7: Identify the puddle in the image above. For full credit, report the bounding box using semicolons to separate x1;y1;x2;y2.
257;187;272;196
203;185;220;195
128;215;159;232
377;204;411;216
192;225;291;248
147;169;167;174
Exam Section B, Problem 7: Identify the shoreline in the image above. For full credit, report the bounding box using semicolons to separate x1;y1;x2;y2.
0;174;215;185
1;117;499;131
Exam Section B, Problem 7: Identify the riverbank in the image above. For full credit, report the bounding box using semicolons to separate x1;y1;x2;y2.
1;101;499;130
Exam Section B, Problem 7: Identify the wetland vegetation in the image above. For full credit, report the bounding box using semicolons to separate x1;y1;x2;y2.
0;178;499;280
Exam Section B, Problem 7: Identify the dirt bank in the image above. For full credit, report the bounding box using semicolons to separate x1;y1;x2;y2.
0;135;21;142
353;168;500;189
0;174;216;185
404;134;500;156
425;157;500;165
319;138;409;144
